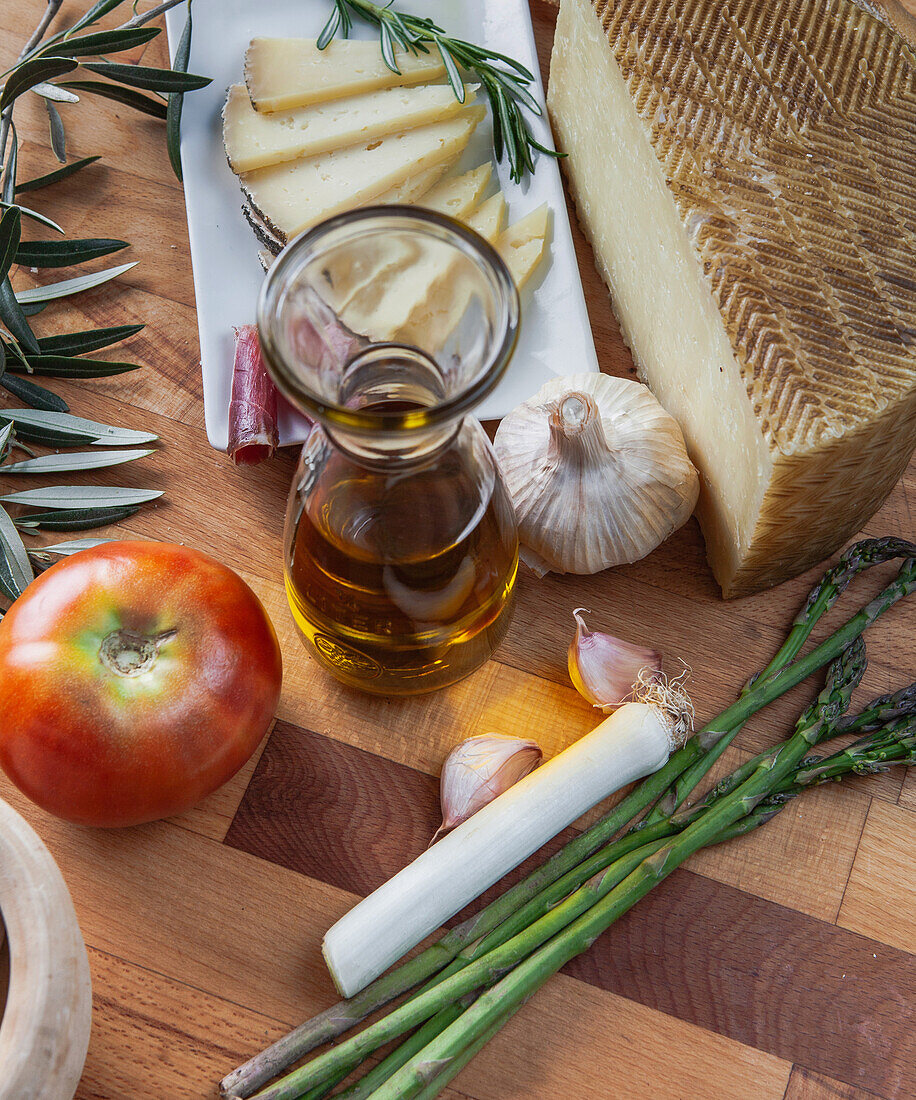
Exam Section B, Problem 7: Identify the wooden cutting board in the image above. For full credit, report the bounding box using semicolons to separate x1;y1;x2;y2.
0;2;913;1098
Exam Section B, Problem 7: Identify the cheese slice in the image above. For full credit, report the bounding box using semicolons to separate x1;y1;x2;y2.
245;37;447;113
223;81;477;173
496;204;550;289
549;0;916;597
417;164;492;219
240;109;483;241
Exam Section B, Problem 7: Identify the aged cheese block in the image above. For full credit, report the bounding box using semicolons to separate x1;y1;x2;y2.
548;0;916;597
223;81;475;172
240;109;483;240
245;37;446;112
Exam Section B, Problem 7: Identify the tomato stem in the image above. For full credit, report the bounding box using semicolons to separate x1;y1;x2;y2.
98;628;176;676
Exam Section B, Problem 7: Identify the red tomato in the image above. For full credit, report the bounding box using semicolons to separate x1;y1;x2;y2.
0;541;282;827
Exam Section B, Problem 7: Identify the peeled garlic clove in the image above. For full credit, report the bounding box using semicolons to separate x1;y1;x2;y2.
493;373;699;575
568;608;662;712
434;734;543;842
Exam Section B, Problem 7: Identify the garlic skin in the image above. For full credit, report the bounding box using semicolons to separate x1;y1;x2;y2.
434;735;543;842
568;608;662;712
493;373;699;575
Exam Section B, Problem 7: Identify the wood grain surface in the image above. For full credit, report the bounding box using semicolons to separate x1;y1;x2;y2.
0;2;914;1099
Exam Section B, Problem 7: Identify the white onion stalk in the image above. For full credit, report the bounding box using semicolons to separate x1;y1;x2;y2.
322;677;692;998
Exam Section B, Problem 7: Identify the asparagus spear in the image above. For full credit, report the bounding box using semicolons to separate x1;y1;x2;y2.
222;538;916;1099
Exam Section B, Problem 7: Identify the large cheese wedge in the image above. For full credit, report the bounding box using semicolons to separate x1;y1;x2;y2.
240;109;483;241
245;37;446;113
548;0;916;597
496;204;550;290
223;81;477;172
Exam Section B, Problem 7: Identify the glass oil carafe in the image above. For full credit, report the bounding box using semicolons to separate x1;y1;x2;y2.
258;207;521;695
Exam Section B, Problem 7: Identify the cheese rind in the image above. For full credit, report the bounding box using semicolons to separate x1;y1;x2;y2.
245;37;446;113
240;110;483;240
223;82;475;172
549;0;916;597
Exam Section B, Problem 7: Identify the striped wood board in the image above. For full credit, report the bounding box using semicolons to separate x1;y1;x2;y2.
0;2;913;1098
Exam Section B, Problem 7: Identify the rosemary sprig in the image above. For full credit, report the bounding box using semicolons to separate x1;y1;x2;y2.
317;0;560;184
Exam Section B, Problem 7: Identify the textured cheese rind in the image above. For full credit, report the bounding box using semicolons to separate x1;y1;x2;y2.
496;204;550;289
245;37;446;112
223;82;475;173
240;110;483;240
549;0;916;597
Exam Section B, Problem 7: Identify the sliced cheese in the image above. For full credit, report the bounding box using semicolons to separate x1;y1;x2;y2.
240;109;483;241
417;164;492;219
548;0;916;597
463;192;507;243
245;37;446;113
496;204;550;289
223;81;476;173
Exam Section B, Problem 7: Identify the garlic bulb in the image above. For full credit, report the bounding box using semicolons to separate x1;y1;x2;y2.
493;373;699;576
569;608;662;712
433;734;542;843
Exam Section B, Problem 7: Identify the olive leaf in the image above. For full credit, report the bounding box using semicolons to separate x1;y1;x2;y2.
167;2;194;182
37;538;114;553
0;206;21;282
31;82;80;104
1;125;17;207
0;279;40;354
0;448;153;474
13;503;138;531
37;322;143;356
0;504;34;600
65;0;131;37
56;81;168;119
0;422;13;463
8;354;141;378
13;260;137;305
0;409;157;447
0;57;78;112
19;301;46;317
14;237;128;268
1;200;64;234
40;25;161;58
1;485;163;509
46;99;67;164
15;155;101;194
0;372;69;411
79;61;211;94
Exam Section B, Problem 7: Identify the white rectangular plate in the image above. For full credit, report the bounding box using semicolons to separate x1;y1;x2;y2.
167;0;598;450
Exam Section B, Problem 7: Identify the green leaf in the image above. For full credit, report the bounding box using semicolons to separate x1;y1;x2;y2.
19;301;47;317
13;260;137;305
0;448;153;474
46;99;67;163
435;40;464;102
0;421;12;462
15;155;101;194
0;58;78;112
41;25;160;58
2;124;18;205
13;504;138;531
31;82;80;104
37;323;143;356
0;279;40;354
79;61;211;93
0;372;68;411
9;354;141;378
166;2;194;182
379;22;400;75
0;505;34;599
14;237;129;268
33;537;114;556
0;201;64;234
0;206;21;283
0;409;157;447
1;485;162;509
317;5;342;50
64;0;130;37
56;81;168;119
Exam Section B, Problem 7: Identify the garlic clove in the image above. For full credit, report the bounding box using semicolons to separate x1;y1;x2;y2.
434;734;543;842
493;373;699;576
568;608;662;712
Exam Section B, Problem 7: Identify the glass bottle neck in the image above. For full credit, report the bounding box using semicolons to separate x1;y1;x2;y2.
323;418;463;467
